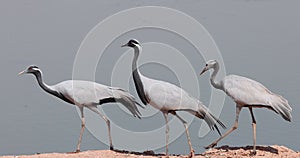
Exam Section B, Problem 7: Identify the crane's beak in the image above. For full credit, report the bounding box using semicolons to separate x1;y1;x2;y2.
121;43;128;47
18;70;26;75
199;67;207;76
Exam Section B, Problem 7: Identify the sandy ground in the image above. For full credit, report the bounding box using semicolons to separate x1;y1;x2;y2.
1;145;299;158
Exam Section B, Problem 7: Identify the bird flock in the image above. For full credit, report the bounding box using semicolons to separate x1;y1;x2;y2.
19;39;292;157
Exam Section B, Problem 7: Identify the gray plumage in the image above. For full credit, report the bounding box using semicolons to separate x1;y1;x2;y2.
122;39;226;157
200;59;292;155
19;65;142;152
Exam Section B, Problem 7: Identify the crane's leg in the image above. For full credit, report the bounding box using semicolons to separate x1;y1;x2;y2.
249;107;257;155
163;113;169;157
76;107;85;152
172;112;194;158
87;106;114;150
205;106;242;149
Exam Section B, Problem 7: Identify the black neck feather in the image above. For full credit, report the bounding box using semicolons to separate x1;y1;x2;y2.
132;46;149;105
32;71;74;105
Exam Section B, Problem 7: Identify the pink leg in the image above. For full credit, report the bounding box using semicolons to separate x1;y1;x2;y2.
205;106;242;149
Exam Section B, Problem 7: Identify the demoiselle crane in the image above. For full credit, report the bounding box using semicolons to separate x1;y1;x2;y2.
19;65;143;152
121;39;226;157
200;60;292;154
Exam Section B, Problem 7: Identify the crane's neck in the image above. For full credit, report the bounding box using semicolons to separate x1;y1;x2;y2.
210;63;223;90
132;45;149;105
33;71;59;97
132;46;140;73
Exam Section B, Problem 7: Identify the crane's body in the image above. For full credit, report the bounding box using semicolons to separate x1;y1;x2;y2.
122;39;225;157
52;80;142;116
140;75;198;111
53;80;116;106
139;74;222;126
19;66;142;152
222;75;291;120
200;60;292;155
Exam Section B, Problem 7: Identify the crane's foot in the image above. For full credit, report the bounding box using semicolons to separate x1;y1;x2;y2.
110;145;114;150
67;149;80;154
188;149;195;158
204;142;217;149
75;149;80;153
250;150;257;156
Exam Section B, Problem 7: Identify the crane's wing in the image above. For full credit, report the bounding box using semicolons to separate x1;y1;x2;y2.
224;75;292;121
141;76;196;111
53;80;142;118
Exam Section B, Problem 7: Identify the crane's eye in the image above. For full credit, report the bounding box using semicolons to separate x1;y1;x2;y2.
205;64;208;66
28;65;38;70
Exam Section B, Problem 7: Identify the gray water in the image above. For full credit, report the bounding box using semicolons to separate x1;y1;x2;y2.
0;0;300;156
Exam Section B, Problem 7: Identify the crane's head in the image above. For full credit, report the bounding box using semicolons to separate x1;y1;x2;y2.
18;65;40;75
121;39;140;48
200;60;218;75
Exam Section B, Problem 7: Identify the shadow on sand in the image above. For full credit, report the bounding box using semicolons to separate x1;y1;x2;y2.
113;149;164;156
113;145;279;156
215;145;279;154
